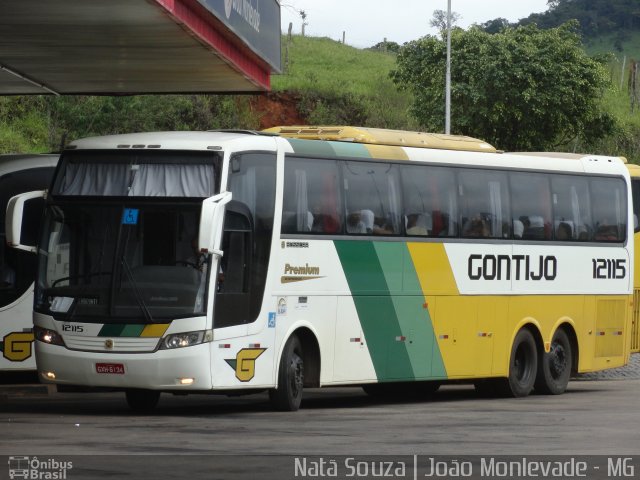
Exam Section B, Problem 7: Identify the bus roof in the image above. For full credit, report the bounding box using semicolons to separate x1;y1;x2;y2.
508;151;630;162
626;162;640;177
0;153;59;176
263;125;497;153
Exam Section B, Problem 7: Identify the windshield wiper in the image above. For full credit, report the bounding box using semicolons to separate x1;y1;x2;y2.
120;256;154;323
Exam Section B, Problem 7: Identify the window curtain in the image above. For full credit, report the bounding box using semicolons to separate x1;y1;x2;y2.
489;180;503;236
59;163;215;197
387;174;400;232
59;163;130;196
295;169;309;231
129;164;215;197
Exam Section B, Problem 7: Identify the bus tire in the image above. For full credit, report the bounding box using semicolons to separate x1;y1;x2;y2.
269;335;304;411
535;329;572;395
125;389;160;412
503;329;538;397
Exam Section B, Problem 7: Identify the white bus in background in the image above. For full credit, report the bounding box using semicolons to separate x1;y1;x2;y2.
1;154;57;372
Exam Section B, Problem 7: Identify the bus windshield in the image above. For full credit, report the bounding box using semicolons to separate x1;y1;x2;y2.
36;202;209;322
35;150;222;322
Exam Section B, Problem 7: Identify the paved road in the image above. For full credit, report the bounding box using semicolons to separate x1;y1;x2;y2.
2;379;638;456
577;351;640;380
2;359;639;479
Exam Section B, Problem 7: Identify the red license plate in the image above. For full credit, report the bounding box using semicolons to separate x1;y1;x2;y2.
96;363;125;374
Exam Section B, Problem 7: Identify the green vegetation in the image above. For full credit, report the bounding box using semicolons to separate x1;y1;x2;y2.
519;0;640;42
2;2;640;161
0;95;258;154
273;35;416;129
391;22;615;152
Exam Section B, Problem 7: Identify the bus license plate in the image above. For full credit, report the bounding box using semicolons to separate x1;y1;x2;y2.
96;363;125;374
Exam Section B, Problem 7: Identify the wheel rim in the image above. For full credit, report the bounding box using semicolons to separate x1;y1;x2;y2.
288;352;304;398
548;341;567;380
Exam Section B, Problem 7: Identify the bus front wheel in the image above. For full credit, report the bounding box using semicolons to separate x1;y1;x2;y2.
269;335;304;411
502;329;538;397
535;329;572;395
125;389;160;412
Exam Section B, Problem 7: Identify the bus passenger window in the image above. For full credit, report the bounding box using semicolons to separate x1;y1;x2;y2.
510;172;551;240
400;164;458;237
282;157;342;234
551;175;592;241
343;161;401;235
459;169;510;239
590;177;626;242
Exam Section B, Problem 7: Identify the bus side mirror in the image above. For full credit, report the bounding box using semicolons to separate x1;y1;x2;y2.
199;191;232;257
6;190;46;253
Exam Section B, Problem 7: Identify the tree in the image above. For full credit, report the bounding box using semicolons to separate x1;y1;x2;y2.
370;40;401;54
478;17;511;34
390;21;616;151
300;10;308;37
430;9;461;37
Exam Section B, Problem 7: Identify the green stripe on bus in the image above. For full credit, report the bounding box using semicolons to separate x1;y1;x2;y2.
328;141;371;159
120;325;146;337
335;240;447;381
287;138;337;157
98;324;146;337
373;242;447;379
334;240;415;381
98;324;126;337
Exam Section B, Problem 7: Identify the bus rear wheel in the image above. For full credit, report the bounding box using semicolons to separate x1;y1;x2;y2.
501;329;538;397
125;389;160;412
535;329;572;395
269;335;304;411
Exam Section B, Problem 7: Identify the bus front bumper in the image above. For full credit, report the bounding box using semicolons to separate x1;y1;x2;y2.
35;341;213;390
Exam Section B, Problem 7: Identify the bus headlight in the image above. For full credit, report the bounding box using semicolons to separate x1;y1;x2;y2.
34;326;65;346
160;330;212;350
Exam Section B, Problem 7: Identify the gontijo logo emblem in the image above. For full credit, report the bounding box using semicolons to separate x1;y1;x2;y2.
225;348;266;382
2;332;35;362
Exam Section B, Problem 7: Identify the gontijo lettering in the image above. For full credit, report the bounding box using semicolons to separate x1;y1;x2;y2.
468;254;557;281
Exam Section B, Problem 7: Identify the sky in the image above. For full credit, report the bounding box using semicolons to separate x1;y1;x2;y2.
280;0;551;48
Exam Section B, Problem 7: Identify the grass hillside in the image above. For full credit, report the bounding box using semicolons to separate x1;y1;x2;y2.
585;30;640;59
2;32;640;159
272;34;640;161
270;35;417;130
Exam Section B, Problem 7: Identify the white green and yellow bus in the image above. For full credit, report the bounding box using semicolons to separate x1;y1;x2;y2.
625;161;640;352
6;127;633;411
1;154;56;372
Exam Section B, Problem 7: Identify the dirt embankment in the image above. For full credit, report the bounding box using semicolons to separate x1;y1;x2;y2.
251;92;306;129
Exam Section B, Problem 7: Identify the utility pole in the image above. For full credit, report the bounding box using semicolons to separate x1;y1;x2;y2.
445;0;451;134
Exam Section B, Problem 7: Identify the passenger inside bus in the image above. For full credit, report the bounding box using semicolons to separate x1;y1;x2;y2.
372;215;394;235
462;214;490;238
346;210;373;234
556;222;572;240
513;219;524;239
406;213;430;236
310;205;340;234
